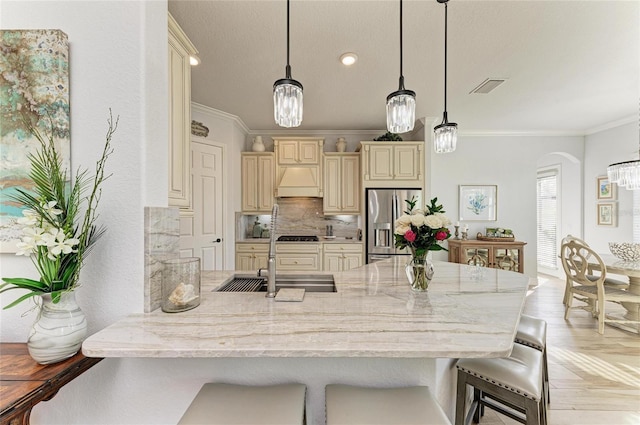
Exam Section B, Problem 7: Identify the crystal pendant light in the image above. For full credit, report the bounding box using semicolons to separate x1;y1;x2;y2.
273;0;303;128
434;0;458;153
386;0;415;134
607;142;640;190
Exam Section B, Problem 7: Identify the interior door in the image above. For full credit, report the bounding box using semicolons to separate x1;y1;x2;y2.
179;140;224;270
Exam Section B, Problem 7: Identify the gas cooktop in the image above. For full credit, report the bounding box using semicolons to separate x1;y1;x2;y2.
277;235;320;242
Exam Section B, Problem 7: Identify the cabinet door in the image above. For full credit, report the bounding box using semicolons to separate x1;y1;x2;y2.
298;141;319;164
254;253;269;270
394;145;420;180
323;156;341;213
277;141;300;164
235;253;255;271
367;145;394;180
257;155;274;211
343;253;363;270
494;248;520;272
341;156;360;213
463;247;490;267
241;155;258;212
323;253;342;271
276;254;320;271
168;32;191;208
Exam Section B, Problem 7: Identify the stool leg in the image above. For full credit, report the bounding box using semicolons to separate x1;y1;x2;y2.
543;347;550;404
524;398;541;425
473;388;481;423
455;371;468;425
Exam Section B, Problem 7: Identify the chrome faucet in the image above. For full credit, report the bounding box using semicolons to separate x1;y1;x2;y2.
265;203;279;298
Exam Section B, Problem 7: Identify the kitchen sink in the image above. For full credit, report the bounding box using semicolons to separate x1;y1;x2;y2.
216;274;336;293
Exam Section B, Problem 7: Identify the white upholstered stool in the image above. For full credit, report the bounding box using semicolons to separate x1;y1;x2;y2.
515;315;549;403
178;383;306;425
455;344;545;425
325;384;452;425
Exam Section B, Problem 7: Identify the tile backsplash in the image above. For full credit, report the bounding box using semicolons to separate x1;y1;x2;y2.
237;198;361;240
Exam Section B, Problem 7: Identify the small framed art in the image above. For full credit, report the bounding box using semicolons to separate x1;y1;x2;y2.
597;203;617;226
596;176;616;200
459;185;497;221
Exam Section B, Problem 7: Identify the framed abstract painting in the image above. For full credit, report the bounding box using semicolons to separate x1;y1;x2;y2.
0;29;70;252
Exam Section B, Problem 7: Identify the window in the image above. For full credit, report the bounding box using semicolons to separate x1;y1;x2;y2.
537;168;558;269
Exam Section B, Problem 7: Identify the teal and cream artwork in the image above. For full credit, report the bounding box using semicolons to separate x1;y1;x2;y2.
0;29;70;252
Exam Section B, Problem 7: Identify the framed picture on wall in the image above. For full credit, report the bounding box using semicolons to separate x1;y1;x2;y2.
596;176;616;200
459;185;497;221
597;203;617;226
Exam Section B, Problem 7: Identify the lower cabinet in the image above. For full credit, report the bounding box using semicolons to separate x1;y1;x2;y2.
235;243;269;271
323;244;363;272
447;239;526;273
276;243;321;271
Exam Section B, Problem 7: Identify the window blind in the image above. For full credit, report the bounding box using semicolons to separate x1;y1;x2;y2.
537;170;558;269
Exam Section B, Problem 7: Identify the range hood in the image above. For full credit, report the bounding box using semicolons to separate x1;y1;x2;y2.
276;166;322;198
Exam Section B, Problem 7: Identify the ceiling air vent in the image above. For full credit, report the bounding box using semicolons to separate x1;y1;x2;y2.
470;78;506;94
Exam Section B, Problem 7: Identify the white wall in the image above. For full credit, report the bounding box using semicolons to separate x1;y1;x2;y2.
584;121;637;252
426;133;585;277
1;1;169;423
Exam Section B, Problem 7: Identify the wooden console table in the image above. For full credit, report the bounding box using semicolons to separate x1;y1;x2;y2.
0;343;102;425
448;239;527;273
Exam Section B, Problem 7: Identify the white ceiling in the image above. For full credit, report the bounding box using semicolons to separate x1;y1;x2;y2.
168;0;639;134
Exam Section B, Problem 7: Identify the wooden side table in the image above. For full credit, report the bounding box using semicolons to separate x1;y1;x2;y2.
0;343;102;425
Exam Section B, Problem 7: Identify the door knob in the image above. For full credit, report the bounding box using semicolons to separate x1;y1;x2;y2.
213;238;221;243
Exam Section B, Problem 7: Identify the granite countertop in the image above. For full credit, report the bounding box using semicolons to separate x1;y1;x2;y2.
82;258;529;359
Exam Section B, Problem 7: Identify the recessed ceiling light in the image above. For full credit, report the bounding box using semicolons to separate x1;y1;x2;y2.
189;55;200;66
340;52;358;66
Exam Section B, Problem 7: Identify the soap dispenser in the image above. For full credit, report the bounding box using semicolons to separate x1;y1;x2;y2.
252;218;262;238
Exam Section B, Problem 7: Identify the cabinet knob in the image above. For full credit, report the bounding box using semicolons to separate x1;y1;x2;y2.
294;261;299;264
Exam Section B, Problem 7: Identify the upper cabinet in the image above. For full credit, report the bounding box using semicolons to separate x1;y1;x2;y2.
168;13;198;209
273;137;324;198
359;141;424;186
323;153;360;214
241;152;275;214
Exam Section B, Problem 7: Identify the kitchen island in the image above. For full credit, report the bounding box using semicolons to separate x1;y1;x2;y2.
82;258;530;423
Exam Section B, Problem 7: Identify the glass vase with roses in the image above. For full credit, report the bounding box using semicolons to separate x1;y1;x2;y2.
394;197;452;291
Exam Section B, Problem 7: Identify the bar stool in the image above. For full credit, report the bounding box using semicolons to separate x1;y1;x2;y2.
455;344;545;425
325;384;452;425
178;383;306;425
515;314;549;403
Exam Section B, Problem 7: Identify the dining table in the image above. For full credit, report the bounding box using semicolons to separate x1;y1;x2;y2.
590;254;640;321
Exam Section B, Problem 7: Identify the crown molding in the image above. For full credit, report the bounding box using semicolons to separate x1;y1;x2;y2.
191;102;250;133
584;115;638;135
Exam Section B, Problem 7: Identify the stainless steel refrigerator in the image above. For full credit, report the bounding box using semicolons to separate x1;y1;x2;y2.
366;188;422;263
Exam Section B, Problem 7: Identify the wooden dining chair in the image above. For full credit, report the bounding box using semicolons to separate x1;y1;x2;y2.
560;235;628;307
561;240;640;334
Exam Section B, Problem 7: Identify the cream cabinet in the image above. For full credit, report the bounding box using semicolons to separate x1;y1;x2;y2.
235;243;269;271
447;239;527;273
241;152;275;213
359;141;424;184
275;243;321;271
323;153;360;214
273;137;324;197
323;243;363;272
276;139;320;164
168;13;198;209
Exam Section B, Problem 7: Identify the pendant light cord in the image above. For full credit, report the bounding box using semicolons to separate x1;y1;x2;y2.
399;0;405;90
443;1;449;121
286;0;291;79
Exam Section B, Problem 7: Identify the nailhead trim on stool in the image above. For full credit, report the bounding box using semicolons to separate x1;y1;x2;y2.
455;344;546;425
515;314;549;403
178;383;307;425
326;384;452;425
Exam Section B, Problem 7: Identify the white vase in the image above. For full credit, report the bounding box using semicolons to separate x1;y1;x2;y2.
252;136;265;152
336;137;347;152
27;291;87;364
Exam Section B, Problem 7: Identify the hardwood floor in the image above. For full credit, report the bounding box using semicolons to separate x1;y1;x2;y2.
481;274;640;425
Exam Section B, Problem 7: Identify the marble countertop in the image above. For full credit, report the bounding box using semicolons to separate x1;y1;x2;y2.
82;258;529;359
